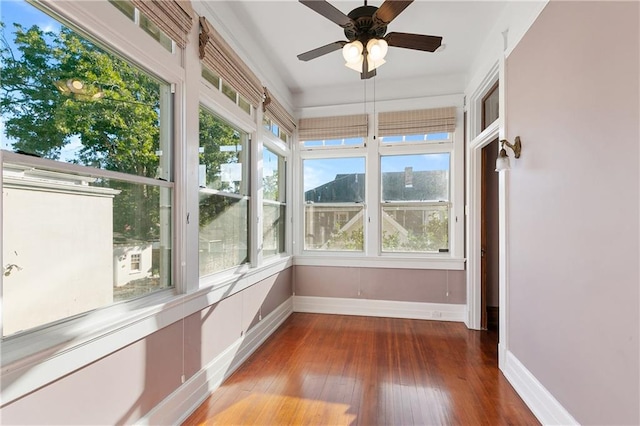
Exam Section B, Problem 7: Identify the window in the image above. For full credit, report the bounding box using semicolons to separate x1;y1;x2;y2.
299;114;367;149
380;132;452;144
482;81;499;131
109;0;174;52
303;157;365;251
263;116;290;144
130;253;141;271
202;67;252;116
198;106;250;276
380;154;450;253
1;1;173;337
263;147;286;258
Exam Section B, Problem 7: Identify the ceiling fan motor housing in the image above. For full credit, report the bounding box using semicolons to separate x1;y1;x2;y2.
345;6;387;42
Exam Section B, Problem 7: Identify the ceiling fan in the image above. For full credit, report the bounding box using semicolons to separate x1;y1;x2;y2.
297;0;443;79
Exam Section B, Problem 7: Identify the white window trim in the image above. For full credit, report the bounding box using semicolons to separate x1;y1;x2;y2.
262;132;290;261
0;0;189;402
298;152;367;255
294;95;465;266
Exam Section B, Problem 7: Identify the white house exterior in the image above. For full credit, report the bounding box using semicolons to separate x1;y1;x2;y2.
2;164;119;336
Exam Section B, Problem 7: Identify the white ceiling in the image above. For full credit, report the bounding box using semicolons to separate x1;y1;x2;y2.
220;0;507;105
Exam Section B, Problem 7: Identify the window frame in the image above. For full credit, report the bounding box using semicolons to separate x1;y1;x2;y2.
378;129;460;258
378;147;453;256
299;151;368;255
261;131;290;262
0;0;186;404
294;97;465;267
198;70;258;287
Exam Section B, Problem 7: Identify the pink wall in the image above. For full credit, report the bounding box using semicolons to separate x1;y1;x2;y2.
0;268;293;425
294;266;465;304
505;1;639;424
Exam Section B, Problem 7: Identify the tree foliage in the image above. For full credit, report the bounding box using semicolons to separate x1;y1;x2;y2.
1;21;164;241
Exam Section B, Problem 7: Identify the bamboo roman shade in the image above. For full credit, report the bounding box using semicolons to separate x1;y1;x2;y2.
263;87;296;135
200;17;264;108
378;107;456;137
131;0;194;49
298;114;368;141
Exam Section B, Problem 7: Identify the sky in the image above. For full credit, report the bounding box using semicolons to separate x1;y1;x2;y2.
1;0;61;152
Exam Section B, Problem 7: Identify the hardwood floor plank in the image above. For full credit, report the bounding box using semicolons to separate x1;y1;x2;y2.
183;313;539;426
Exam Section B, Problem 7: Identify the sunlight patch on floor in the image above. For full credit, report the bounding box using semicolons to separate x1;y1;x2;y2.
205;392;356;425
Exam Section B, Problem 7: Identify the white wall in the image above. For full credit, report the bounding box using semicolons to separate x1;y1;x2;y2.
2;174;116;336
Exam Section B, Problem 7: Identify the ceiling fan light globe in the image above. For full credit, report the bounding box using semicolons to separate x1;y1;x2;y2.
366;38;388;61
67;78;84;93
366;55;386;72
345;56;364;72
342;40;363;63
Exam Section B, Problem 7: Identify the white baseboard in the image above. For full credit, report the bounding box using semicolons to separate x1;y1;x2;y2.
502;350;578;425
136;297;293;426
293;296;465;322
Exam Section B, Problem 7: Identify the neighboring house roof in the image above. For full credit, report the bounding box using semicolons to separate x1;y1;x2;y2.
305;168;448;202
305;173;365;203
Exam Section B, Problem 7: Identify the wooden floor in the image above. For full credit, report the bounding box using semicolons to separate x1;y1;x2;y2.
183;313;539;425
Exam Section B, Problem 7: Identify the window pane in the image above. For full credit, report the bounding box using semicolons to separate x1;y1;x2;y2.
263;147;283;202
109;0;135;20
221;82;237;103
263;202;285;257
238;96;251;115
304;205;364;251
380;133;452;144
482;83;499;130
263;147;286;257
0;2;171;180
1;1;174;337
381;154;450;202
304;158;365;203
202;67;221;90
139;13;173;52
303;137;364;148
2;163;172;337
199;107;249;195
199;107;250;275
381;205;448;253
303;157;365;251
199;194;248;275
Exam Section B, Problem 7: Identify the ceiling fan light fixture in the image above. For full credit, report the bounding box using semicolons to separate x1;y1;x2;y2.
345;55;364;72
366;38;388;61
342;40;364;64
366;56;386;72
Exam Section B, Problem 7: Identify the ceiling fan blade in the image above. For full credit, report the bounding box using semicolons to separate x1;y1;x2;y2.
361;55;376;80
299;0;354;28
372;0;413;29
385;32;443;52
297;41;347;61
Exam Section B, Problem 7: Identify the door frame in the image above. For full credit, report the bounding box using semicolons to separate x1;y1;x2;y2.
466;61;500;331
466;56;510;368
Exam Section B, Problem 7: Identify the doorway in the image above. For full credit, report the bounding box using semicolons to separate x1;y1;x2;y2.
481;139;500;330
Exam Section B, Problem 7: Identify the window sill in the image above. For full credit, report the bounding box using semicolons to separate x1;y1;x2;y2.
294;254;465;270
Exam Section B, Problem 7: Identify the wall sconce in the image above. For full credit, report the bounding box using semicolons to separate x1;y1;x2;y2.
495;136;522;171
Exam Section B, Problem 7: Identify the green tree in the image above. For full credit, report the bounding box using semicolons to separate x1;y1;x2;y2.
1;22;164;241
